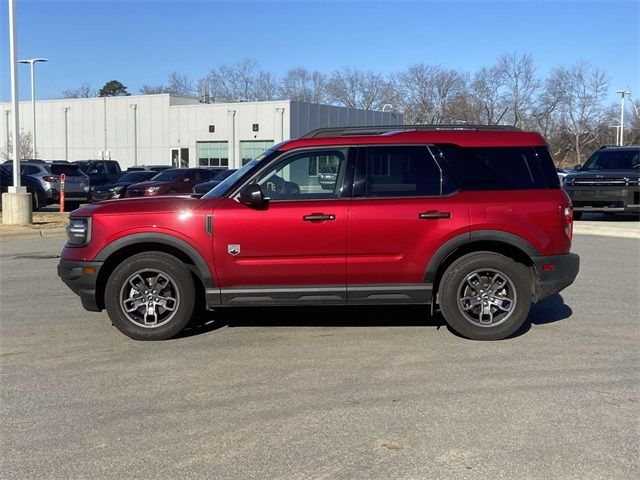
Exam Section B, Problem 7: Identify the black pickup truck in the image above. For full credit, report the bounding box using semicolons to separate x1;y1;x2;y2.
562;146;639;219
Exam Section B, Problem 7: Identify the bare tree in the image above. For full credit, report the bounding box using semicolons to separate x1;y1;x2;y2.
139;84;167;95
550;61;610;163
205;59;262;102
327;67;388;110
166;72;194;96
470;66;508;124
62;82;94;98
390;64;468;124
280;68;329;103
254;72;279;101
497;52;540;128
1;129;36;160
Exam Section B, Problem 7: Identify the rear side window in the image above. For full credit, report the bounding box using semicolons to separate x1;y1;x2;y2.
107;162;119;175
363;146;442;197
437;145;559;190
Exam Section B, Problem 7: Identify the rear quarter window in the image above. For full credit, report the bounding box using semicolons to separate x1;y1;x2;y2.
436;145;559;190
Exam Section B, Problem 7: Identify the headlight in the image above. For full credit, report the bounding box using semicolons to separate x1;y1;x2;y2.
66;217;90;246
146;186;161;193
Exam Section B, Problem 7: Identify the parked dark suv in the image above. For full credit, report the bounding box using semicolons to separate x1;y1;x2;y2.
58;125;579;341
74;160;122;187
562;146;639;219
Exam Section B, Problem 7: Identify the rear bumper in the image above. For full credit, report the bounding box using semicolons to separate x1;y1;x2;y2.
531;253;580;302
57;258;103;312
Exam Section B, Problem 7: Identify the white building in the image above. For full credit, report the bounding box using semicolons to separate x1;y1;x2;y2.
1;95;402;170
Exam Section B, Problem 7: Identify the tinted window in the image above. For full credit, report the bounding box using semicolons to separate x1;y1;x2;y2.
364;146;441;197
25;165;42;175
50;164;84;176
437;145;556;190
107;162;119;175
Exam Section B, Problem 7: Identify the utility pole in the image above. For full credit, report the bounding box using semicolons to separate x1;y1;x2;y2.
3;0;32;225
616;90;631;146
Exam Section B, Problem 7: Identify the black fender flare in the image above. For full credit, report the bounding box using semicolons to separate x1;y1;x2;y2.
94;232;215;289
424;230;540;284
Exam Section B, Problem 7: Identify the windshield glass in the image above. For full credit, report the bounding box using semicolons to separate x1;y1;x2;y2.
152;169;184;181
118;171;155;183
581;149;640;170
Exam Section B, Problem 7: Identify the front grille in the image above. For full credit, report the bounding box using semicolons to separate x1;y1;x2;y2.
573;200;625;208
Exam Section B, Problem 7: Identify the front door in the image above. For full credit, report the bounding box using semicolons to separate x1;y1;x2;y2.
212;148;353;305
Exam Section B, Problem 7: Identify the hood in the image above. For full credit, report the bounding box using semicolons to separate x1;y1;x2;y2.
72;195;209;217
94;180;135;190
566;169;639;180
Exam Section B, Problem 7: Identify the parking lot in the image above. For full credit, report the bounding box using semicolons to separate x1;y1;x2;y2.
0;232;638;479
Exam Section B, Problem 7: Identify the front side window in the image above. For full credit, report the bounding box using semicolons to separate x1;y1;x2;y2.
363;146;442;197
255;149;349;200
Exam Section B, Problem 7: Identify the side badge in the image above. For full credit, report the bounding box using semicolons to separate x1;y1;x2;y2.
228;244;240;256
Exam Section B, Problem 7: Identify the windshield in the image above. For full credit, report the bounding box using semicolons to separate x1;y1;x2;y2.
581;149;640;170
152;169;184;181
118;171;155;183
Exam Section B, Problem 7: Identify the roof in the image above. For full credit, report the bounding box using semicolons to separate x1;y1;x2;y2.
282;126;547;151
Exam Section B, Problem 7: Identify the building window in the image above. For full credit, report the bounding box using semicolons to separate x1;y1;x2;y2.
240;140;274;166
197;141;228;167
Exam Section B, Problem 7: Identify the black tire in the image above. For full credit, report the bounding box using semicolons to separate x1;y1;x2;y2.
573;211;582;220
105;252;195;340
438;252;532;341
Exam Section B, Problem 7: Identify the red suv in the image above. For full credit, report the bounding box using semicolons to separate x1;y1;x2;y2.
125;168;216;197
58;126;579;341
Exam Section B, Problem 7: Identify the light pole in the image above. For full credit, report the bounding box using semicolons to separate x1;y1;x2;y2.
63;107;70;160
615;89;631;146
19;57;47;158
130;104;138;166
382;104;393;112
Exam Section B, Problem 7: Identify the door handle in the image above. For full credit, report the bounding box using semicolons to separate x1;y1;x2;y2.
303;213;336;222
419;211;451;219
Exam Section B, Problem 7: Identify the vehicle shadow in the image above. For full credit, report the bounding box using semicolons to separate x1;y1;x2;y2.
178;293;572;340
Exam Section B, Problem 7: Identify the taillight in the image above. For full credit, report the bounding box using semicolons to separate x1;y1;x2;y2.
562;205;573;240
43;175;59;183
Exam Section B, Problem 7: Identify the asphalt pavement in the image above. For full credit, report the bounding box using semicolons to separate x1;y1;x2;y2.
0;234;638;479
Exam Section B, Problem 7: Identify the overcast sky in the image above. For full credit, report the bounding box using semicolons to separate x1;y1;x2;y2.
1;0;638;104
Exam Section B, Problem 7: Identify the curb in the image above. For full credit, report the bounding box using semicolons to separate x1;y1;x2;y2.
573;225;640;239
0;227;67;240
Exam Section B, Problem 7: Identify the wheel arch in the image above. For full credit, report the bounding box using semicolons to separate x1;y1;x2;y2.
426;230;539;304
94;233;214;310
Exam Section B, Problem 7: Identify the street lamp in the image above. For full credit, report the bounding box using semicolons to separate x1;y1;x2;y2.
615;89;631;146
382;104;393;112
19;57;47;158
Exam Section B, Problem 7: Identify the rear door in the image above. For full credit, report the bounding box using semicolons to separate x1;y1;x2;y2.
212;147;353;304
346;145;470;303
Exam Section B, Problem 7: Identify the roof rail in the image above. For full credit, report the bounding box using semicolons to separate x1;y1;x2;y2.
300;124;521;139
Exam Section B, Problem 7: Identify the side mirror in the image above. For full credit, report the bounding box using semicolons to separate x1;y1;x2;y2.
573;164;581;171
239;183;266;207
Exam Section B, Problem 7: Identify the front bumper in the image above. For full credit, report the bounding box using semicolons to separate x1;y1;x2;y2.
565;186;640;213
531;253;580;302
57;258;103;312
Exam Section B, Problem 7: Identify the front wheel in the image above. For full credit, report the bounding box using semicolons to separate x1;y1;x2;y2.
438;252;532;340
105;252;195;340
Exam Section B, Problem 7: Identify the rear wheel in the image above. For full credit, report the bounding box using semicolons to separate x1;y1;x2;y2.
439;252;532;340
105;252;195;340
64;201;80;211
27;187;40;211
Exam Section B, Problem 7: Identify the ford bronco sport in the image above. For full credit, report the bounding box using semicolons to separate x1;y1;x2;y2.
58;125;580;341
